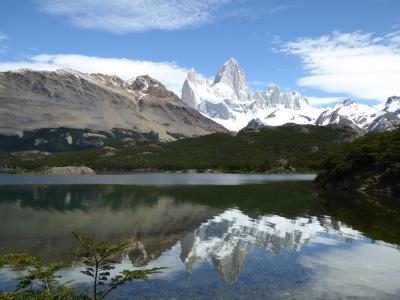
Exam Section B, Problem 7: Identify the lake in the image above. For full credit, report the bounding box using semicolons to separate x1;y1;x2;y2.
0;173;399;299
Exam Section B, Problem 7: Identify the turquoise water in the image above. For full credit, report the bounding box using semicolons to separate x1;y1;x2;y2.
0;174;399;299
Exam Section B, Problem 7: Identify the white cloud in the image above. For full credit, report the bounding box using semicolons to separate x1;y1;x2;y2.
306;96;343;106
38;0;233;33
0;54;189;94
299;243;400;298
283;31;400;101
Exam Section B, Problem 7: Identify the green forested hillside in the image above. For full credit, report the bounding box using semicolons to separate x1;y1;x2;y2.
0;127;160;152
0;124;359;173
147;124;359;172
316;128;400;196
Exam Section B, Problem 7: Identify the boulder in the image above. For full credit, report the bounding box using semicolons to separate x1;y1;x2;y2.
44;166;96;175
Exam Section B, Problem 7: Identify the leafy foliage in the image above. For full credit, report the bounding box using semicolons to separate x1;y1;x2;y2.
0;231;164;300
0;253;73;299
316;128;400;196
0;289;80;300
70;230;163;300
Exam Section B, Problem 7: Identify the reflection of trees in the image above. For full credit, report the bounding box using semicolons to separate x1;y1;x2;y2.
0;187;221;263
320;191;400;246
0;182;319;214
1;182;399;285
0;182;320;264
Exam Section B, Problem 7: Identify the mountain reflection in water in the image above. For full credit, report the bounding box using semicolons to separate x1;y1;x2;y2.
0;180;399;299
180;209;361;283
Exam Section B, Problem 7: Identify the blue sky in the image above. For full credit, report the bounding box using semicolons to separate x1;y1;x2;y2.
0;0;400;106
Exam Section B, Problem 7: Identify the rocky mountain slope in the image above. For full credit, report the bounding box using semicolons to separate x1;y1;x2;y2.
0;69;227;142
181;58;400;133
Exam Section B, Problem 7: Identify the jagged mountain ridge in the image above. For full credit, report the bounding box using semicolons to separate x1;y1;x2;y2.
0;69;227;141
181;58;400;132
181;58;321;131
315;98;400;132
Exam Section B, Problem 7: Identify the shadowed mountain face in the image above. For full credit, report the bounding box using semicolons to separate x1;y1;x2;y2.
0;69;227;141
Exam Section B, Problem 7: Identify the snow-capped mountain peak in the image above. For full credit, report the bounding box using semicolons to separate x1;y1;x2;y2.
181;59;400;133
383;96;400;114
342;99;355;106
267;84;280;95
187;68;197;82
181;58;320;131
316;99;379;130
213;58;250;102
281;91;310;109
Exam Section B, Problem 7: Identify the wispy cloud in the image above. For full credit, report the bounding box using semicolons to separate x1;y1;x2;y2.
0;32;8;53
37;0;234;33
0;54;190;94
268;5;289;14
282;31;400;101
271;35;282;45
0;33;7;41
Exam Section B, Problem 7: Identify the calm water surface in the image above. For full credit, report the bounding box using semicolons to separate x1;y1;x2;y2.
0;174;399;299
0;173;316;185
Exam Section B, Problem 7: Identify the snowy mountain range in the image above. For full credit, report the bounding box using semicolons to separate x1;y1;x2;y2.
315;97;400;132
181;58;400;132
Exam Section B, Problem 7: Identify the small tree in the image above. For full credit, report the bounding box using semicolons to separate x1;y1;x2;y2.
0;231;164;299
0;253;75;299
70;230;163;300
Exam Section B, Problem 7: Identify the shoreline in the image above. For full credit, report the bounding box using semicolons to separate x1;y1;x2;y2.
0;168;316;176
0;172;317;186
